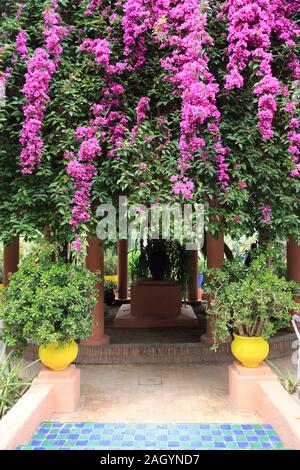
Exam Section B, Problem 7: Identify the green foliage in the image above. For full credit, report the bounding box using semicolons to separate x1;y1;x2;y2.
206;252;300;345
104;255;118;276
0;0;299;245
104;280;117;305
266;360;299;396
0;348;37;419
0;244;98;352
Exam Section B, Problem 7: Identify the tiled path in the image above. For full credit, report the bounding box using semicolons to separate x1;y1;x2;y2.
17;422;285;450
52;364;263;423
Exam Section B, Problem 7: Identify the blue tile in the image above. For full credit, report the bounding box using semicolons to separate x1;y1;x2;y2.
220;424;231;430
214;442;226;448
157;435;167;441
238;442;249;449
199;424;210;430
269;435;281;442
17;422;284;451
262;443;272;449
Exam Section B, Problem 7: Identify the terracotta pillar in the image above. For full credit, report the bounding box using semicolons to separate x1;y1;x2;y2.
117;239;128;301
3;238;20;287
287;235;300;325
187;249;198;303
201;231;224;345
287;235;300;286
83;236;109;346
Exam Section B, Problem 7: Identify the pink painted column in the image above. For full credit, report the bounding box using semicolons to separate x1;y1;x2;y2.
287;235;300;287
287;234;300;325
83;236;109;346
201;230;224;345
118;239;128;301
3;238;20;287
187;249;198;303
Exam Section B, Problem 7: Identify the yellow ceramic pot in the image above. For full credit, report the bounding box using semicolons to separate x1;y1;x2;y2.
231;334;269;368
104;275;118;283
38;341;78;371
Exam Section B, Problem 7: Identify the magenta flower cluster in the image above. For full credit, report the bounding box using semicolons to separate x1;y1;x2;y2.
67;3;154;248
122;0;229;198
262;204;272;223
84;0;103;16
20;2;68;174
222;0;300;140
285;101;300;178
16;29;28;60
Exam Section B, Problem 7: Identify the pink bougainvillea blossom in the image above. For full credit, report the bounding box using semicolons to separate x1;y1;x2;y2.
238;181;247;190
122;0;229;197
16;29;28;60
20;3;68;174
84;0;103;16
136;97;150;124
262;204;272;223
222;0;300;140
16;3;25;21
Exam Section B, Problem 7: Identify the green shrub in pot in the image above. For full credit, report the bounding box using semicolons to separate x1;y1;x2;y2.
0;245;98;368
206;252;299;366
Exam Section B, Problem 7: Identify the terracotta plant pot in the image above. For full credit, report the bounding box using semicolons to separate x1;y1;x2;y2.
231;334;269;368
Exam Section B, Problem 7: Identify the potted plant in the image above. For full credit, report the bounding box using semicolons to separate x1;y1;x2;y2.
104;280;117;305
130;239;189;298
206;253;299;367
0;245;98;371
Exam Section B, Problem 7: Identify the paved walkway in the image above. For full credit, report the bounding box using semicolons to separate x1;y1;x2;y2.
52;363;262;423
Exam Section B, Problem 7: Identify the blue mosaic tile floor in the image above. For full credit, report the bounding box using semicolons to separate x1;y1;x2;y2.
16;423;285;450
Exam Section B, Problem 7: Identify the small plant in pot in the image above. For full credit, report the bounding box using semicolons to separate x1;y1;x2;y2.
104;280;117;305
0;245;98;371
206;253;299;367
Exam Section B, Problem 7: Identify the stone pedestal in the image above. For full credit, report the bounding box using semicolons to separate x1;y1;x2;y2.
114;278;198;328
34;364;80;413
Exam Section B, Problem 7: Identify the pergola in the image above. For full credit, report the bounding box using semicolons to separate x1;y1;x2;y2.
3;231;300;347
